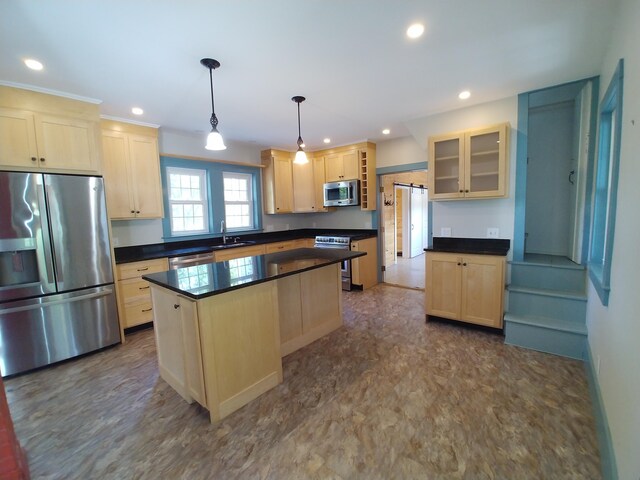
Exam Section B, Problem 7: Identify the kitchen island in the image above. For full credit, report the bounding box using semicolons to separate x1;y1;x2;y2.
143;248;365;423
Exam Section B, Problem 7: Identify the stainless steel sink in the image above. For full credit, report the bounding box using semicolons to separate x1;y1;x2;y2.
211;240;256;249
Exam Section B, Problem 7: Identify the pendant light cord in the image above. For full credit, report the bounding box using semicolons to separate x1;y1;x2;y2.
209;67;218;129
297;101;303;146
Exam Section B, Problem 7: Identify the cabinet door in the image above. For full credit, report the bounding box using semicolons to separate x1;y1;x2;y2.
34;114;98;172
324;153;342;182
214;244;266;262
102;131;135;218
292;160;316;212
151;286;190;400
0;108;38;168
180;296;207;407
425;252;461;319
274;155;293;213
341;149;359;180
428;133;464;199
464;124;508;198
350;237;378;289
313;156;328;211
129;134;164;218
460;255;504;327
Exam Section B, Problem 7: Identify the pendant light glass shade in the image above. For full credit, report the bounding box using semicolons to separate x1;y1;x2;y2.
294;147;308;165
292;96;308;164
201;58;226;151
206;128;226;151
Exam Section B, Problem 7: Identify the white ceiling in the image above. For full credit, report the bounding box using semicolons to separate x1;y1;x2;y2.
0;0;617;151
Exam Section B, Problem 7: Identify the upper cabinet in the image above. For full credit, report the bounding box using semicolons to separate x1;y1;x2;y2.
101;120;163;219
261;141;376;214
325;149;359;182
0;86;100;174
262;149;294;214
428;123;509;200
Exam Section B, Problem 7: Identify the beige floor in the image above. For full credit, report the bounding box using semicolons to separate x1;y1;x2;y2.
384;253;426;289
5;285;600;479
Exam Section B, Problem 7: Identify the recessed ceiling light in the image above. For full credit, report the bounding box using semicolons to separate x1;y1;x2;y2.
24;58;43;71
458;90;471;100
382;129;390;135
131;107;144;115
406;23;424;39
323;138;331;144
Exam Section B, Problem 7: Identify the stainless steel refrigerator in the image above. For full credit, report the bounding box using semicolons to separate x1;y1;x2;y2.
0;171;120;376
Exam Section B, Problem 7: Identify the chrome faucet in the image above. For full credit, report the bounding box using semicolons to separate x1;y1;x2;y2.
220;219;227;244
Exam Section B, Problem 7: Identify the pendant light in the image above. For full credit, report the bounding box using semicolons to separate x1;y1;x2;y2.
292;96;308;164
201;58;226;151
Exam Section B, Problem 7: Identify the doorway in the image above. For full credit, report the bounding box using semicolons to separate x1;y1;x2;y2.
380;170;429;289
516;78;597;264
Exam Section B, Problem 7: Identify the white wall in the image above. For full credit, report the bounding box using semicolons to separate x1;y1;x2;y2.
586;0;640;477
378;97;518;246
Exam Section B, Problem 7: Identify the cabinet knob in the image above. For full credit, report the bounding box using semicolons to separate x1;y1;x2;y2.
459;190;463;193
31;156;37;162
173;304;180;309
463;263;467;266
465;190;469;193
457;262;461;266
130;210;135;214
40;157;45;162
136;210;141;214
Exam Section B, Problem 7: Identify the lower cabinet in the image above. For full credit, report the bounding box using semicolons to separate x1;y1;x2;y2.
425;252;505;328
116;258;169;330
277;264;343;357
350;237;378;289
213;244;266;262
150;287;207;406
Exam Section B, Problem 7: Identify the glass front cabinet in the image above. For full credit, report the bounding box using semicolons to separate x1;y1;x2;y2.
428;123;509;200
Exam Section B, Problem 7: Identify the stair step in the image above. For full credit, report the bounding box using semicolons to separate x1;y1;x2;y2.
504;312;587;335
507;285;586;301
504;313;587;359
509;262;586;292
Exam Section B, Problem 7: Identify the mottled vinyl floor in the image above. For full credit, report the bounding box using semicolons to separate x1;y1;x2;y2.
6;285;600;479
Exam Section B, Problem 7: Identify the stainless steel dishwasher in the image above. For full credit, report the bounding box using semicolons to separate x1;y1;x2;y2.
168;252;215;270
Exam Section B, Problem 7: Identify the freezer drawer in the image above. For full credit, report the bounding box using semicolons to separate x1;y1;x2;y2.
0;286;120;376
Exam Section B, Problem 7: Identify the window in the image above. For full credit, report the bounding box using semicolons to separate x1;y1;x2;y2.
160;156;262;240
167;167;209;236
588;59;624;306
223;172;254;230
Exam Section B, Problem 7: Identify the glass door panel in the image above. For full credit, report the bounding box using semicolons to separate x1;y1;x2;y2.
468;130;502;195
432;137;461;196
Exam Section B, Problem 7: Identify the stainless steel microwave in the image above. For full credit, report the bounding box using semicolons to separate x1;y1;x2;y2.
323;179;360;207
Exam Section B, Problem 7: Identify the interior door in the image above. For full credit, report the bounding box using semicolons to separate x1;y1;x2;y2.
409;188;424;258
570;81;592;264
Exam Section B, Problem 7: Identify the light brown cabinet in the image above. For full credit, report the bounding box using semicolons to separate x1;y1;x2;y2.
325;149;359;182
262;149;294;214
350;237;378;290
102;121;163;219
425;252;505;328
292;159;317;212
213;244;266;262
115;257;169;330
0;86;100;173
428;123;509;200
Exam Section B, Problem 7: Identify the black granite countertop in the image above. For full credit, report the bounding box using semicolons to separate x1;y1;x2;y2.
143;248;365;300
115;228;376;264
424;237;510;256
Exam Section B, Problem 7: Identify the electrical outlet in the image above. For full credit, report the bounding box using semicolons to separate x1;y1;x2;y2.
487;227;499;238
441;227;452;237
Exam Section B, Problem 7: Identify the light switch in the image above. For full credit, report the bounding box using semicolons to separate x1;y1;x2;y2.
441;227;452;237
487;228;499;238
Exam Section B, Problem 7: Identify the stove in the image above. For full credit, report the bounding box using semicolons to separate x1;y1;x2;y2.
314;235;353;290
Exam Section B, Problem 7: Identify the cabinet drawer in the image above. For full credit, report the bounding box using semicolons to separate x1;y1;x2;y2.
123;301;154;328
265;241;297;253
119;278;152;304
117;258;168;280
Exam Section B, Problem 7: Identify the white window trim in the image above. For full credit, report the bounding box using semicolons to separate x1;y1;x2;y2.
167;166;209;236
223;171;255;231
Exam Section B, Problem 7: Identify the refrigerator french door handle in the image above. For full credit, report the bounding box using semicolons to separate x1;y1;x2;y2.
43;183;64;284
37;182;57;286
0;287;114;315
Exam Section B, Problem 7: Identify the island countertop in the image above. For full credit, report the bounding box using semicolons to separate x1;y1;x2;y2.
143;247;365;300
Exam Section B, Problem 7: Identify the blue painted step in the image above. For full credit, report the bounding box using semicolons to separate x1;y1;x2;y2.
504;313;586;359
505;256;588;359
